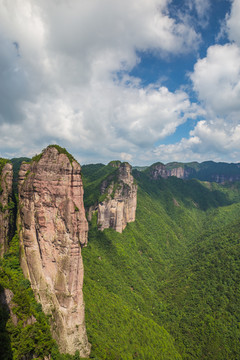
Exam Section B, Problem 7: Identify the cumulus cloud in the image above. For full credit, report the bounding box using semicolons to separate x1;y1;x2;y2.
171;0;240;164
142;0;240;166
153;120;240;163
0;0;201;163
2;0;240;165
190;43;240;117
226;0;240;44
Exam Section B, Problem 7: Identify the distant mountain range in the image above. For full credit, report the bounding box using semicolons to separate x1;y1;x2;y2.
134;160;240;183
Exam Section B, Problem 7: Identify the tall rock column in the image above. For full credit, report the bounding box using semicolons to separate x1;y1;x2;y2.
18;146;91;357
97;162;137;233
0;161;13;257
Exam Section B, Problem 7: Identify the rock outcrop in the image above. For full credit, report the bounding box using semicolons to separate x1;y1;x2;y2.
149;161;240;183
18;146;90;357
150;162;194;180
89;162;137;233
0;161;13;257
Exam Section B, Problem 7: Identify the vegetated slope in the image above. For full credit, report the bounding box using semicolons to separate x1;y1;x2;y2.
81;165;240;359
81;163;119;208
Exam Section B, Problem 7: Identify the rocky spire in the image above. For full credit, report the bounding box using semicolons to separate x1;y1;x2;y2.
18;146;90;357
0;161;13;257
89;162;138;233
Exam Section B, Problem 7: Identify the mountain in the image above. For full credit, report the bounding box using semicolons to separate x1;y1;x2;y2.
147;160;240;183
85;161;137;233
81;164;240;359
18;146;90;356
1;149;240;359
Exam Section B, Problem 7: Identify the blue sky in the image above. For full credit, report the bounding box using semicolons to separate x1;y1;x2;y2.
0;0;240;165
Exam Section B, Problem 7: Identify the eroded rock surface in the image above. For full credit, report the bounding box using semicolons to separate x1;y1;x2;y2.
149;161;240;183
89;162;137;233
18;146;90;357
0;162;13;257
150;163;194;180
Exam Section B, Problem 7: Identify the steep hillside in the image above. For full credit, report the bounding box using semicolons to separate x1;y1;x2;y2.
81;164;240;359
1;154;240;359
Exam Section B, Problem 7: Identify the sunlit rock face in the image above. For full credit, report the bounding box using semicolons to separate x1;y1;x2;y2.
89;162;138;233
18;146;90;357
0;162;13;257
149;161;240;183
150;163;194;180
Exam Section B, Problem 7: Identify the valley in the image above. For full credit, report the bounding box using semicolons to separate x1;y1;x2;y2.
1;146;240;359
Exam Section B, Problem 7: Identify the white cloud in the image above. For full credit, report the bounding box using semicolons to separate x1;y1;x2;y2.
153;121;240;163
0;0;201;163
153;0;240;165
193;0;210;20
2;0;239;166
190;43;240;117
120;153;133;162
226;0;240;45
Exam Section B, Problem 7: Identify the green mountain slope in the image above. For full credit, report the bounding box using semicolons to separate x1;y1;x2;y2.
81;165;240;359
1;158;240;359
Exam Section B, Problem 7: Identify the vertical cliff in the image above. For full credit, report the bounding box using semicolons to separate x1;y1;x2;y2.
0;160;13;257
18;146;90;357
149;162;195;180
148;161;240;183
88;162;137;233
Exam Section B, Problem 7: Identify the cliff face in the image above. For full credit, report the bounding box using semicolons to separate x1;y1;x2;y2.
149;162;240;183
150;163;194;180
89;162;137;233
18;146;90;357
0;162;13;257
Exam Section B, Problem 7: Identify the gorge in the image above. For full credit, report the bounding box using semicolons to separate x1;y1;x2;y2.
1;146;240;359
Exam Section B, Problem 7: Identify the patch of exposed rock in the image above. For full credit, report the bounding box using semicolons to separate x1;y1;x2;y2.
149;161;240;183
89;162;137;233
150;163;194;180
18;146;90;357
0;162;13;257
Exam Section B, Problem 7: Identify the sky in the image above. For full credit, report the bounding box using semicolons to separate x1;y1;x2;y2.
1;0;240;165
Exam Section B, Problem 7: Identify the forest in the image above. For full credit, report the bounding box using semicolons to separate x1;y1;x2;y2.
1;157;240;359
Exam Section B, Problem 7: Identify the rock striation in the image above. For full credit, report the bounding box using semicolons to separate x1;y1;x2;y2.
0;161;13;257
89;162;137;233
18;146;90;357
150;162;195;180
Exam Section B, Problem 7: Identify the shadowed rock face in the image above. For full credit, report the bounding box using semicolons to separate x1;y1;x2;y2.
18;146;90;357
89;162;137;233
0;162;13;257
